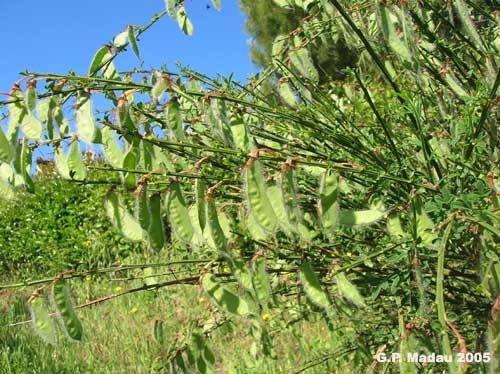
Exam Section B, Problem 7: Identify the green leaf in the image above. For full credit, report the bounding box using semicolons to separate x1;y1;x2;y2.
202;273;250;316
51;280;83;341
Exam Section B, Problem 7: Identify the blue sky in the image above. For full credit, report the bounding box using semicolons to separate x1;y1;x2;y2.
0;0;257;95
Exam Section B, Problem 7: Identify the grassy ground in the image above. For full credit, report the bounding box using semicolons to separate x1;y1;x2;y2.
0;271;341;373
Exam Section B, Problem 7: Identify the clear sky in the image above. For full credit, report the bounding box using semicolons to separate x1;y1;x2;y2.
0;0;257;95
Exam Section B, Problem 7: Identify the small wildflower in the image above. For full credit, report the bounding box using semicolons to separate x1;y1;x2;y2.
115;286;123;292
85;275;91;282
198;297;206;304
130;307;139;314
261;313;271;321
346;252;352;257
223;266;230;273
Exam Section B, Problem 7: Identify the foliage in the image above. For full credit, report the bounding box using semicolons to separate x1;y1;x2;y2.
239;0;359;83
1;0;500;372
0;164;143;273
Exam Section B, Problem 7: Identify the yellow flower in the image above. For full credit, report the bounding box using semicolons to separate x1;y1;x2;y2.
223;266;230;273
114;286;123;292
198;297;206;304
85;275;91;282
130;307;139;314
82;240;91;247
261;313;271;321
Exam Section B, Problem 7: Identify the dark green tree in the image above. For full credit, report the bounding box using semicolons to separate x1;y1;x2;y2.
238;0;359;83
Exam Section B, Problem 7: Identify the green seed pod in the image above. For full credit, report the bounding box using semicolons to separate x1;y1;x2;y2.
299;261;331;311
25;81;37;113
252;256;271;307
20;137;34;193
51;280;83;341
104;190;145;242
54;147;70;179
166;182;193;243
121;147;137;190
101;126;124;168
202;273;250;316
335;272;366;307
319;170;339;232
205;197;228;253
164;0;176;19
289;36;319;82
414;199;438;248
29;293;57;345
165;97;184;141
243;160;278;233
75;92;97;144
135;184;150;231
0;126;14;163
195;179;207;232
280;166;302;232
177;6;193;36
20;111;43;140
127;25;140;60
188;204;205;248
147;192;165;251
88;46;109;76
67;140;87;180
267;179;294;237
338;209;385;226
278;80;298;107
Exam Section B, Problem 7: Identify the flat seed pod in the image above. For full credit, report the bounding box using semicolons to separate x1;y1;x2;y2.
113;30;128;48
104;191;145;242
0;126;14;163
280;167;302;230
75;93;96;144
242;207;270;242
319;170;339;231
165;98;184;141
147;192;165;251
67;140;87;180
20;112;43;140
6;99;23;144
414;199;438;248
205;197;228;253
230;116;251;152
151;76;168;100
335;272;366;307
122;148;137;190
202;273;250;316
166;182;193;243
51;280;83;341
25;84;36;113
20;138;34;193
206;99;234;147
289;36;319;82
195;179;207;232
29;294;57;345
54;147;70;179
164;0;176;19
88;46;109;76
101;126;124;168
278;80;298;107
267;180;293;237
211;0;221;11
177;6;193;36
387;214;405;237
380;5;412;63
252;257;271;307
338;209;385;226
135;185;150;231
243;160;278;233
454;0;484;52
127;25;140;60
228;257;253;291
188;204;205;248
299;261;331;310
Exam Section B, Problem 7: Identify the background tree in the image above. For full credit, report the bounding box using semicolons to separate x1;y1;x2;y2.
238;0;359;83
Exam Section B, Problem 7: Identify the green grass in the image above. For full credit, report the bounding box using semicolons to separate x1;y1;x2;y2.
0;271;343;373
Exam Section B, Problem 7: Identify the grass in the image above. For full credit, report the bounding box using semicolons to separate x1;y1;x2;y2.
0;265;343;374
